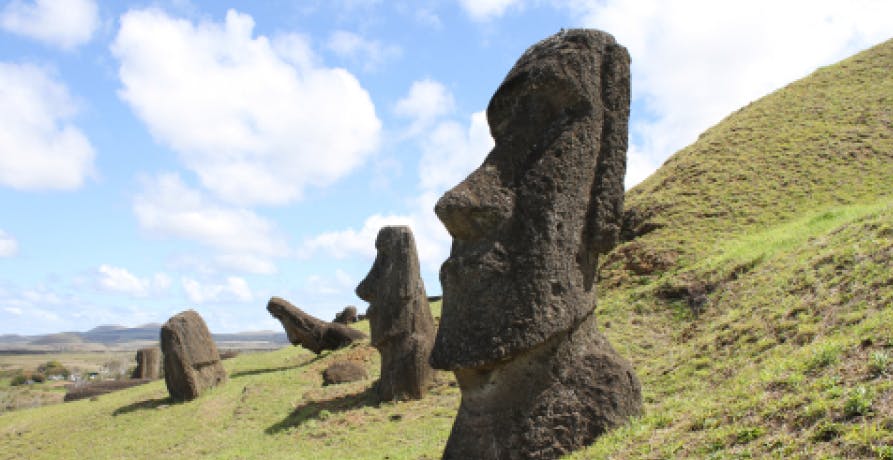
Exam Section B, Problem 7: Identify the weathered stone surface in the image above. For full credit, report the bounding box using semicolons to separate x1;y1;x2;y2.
356;226;435;401
131;347;161;380
267;297;366;354
322;361;368;385
333;305;358;324
160;310;227;401
430;29;642;459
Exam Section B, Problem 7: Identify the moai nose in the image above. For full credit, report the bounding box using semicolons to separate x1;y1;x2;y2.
435;164;513;241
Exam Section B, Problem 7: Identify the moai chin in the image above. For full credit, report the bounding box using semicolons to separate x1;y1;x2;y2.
356;226;436;401
430;29;642;459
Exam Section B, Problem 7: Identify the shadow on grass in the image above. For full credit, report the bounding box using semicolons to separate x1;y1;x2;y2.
112;396;173;416
230;354;323;379
265;386;379;434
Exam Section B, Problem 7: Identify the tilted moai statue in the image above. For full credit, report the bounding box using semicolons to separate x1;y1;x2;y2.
356;226;436;401
131;347;161;380
160;310;228;401
430;29;642;459
267;297;366;354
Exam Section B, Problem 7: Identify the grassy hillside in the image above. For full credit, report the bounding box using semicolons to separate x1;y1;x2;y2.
576;37;893;459
1;38;892;460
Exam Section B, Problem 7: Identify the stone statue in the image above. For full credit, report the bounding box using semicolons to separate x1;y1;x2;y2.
356;226;436;401
267;296;366;354
430;29;642;459
160;310;227;401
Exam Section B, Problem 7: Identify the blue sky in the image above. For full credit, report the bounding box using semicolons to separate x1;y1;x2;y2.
0;0;890;334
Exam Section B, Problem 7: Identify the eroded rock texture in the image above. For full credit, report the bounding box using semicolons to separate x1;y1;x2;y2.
131;347;161;379
356;226;435;401
160;310;227;401
430;29;642;459
267;296;366;354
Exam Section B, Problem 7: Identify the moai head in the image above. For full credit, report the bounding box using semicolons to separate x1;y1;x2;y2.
355;226;425;347
430;29;630;370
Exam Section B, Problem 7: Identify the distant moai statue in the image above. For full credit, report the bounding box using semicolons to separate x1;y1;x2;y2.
160;310;227;401
131;347;161;379
356;226;436;401
429;29;642;459
267;297;366;354
333;305;359;324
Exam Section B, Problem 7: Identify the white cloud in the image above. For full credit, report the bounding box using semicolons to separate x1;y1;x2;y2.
394;78;455;135
417;110;493;193
0;229;17;257
133;173;287;274
4;307;22;315
564;0;893;187
302;103;494;272
182;276;253;304
96;264;171;297
112;8;381;206
0;62;96;191
459;0;523;21
0;0;98;49
327;30;402;72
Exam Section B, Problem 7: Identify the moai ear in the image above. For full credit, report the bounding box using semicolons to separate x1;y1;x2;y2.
579;42;630;290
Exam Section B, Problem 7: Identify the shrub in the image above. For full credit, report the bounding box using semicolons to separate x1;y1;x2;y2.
10;373;28;386
37;360;69;378
868;351;890;377
843;386;874;418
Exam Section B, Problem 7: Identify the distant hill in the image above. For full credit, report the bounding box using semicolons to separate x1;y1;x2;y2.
0;324;288;351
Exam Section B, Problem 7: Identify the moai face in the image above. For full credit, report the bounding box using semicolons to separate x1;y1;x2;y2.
429;30;630;370
356;226;421;347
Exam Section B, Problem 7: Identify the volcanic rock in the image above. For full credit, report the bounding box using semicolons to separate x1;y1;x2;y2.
356;226;435;401
131;347;161;379
430;29;642;459
160;310;227;401
267;297;366;354
322;361;368;385
333;305;359;324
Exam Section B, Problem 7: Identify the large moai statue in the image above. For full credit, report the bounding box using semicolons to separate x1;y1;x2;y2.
160;310;228;401
131;347;161;379
429;29;642;459
267;297;366;354
356;226;436;401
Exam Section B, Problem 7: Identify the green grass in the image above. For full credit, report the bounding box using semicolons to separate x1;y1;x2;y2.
1;35;892;460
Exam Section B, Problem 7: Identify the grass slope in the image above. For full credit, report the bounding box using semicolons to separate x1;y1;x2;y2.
1;38;892;460
575;37;893;459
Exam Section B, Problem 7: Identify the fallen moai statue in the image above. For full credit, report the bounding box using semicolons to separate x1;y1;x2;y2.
430;28;642;459
267;296;366;354
356;226;436;401
160;309;228;401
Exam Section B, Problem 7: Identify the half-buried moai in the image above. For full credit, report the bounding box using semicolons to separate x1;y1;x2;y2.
356;226;436;401
131;347;161;380
429;29;642;459
160;310;228;401
267;297;366;354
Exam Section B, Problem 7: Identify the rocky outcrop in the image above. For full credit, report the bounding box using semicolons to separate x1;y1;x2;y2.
131;347;161;379
322;361;368;385
430;29;642;459
267;297;366;354
160;310;227;401
356;226;435;401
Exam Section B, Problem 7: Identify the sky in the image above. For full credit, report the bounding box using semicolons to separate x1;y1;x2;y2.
0;0;891;335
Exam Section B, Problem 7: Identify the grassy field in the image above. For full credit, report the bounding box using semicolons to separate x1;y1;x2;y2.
0;34;891;460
